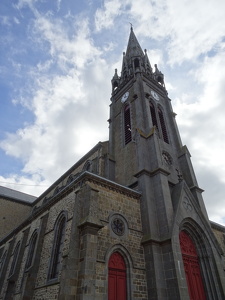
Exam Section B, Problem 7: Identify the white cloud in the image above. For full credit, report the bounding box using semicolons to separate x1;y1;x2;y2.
95;0;122;31
13;17;20;24
0;16;11;26
32;15;101;71
14;0;39;16
96;0;225;65
0;9;110;195
172;49;225;224
56;0;61;12
1;0;225;224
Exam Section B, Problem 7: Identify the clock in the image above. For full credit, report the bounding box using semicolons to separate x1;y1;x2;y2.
151;90;160;101
121;91;129;103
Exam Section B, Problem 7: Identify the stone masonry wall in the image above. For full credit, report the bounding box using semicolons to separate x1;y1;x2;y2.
0;198;32;239
211;222;225;254
87;180;148;299
0;189;75;300
32;191;75;299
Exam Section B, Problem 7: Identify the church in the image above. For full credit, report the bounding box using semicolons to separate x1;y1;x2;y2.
0;28;225;300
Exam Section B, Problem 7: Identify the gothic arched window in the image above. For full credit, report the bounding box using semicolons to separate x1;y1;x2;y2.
124;104;132;145
150;102;158;130
134;58;140;68
26;230;38;270
158;107;169;143
48;213;66;280
9;242;20;277
0;251;7;277
108;252;127;300
113;81;118;91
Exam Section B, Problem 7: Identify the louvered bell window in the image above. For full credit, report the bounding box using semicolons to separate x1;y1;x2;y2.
124;105;132;145
158;107;169;143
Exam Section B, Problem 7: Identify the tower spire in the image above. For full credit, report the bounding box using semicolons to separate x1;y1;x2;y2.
125;26;144;59
111;29;167;93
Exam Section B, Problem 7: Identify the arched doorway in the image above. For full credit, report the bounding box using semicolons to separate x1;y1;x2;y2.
108;252;127;300
179;231;206;300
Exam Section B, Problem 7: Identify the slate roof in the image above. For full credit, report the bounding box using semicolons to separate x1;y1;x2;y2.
0;185;37;204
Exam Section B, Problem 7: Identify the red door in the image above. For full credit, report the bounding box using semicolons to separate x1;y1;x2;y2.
108;252;127;300
179;231;206;300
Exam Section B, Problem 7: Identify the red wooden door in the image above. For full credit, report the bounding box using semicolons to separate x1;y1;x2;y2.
108;252;127;300
179;231;206;300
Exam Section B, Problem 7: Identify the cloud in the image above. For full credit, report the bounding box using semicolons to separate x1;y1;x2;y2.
1;0;225;224
13;17;20;24
96;0;225;65
0;6;110;195
95;0;122;31
172;48;225;224
32;15;101;71
56;0;61;12
0;15;11;26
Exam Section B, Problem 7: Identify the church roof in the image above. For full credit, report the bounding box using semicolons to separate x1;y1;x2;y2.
0;185;36;204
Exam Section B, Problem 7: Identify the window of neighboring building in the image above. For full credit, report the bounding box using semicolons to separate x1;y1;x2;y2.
9;242;20;277
48;213;66;281
158;107;169;143
26;231;38;270
124;104;132;145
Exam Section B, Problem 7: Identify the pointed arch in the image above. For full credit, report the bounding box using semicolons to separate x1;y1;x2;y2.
179;231;206;300
149;101;158;130
179;219;225;299
83;160;92;172
48;211;67;281
134;58;140;69
108;252;127;300
0;250;7;277
105;244;133;299
124;104;132;145
113;81;118;91
158;106;169;143
26;230;38;270
9;241;20;277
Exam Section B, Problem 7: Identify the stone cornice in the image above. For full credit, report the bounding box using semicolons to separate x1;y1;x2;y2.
141;236;171;246
82;172;141;199
210;220;225;232
190;185;204;193
0;171;141;245
134;167;170;178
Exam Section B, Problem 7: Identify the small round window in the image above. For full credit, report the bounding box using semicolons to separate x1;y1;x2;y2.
111;218;125;236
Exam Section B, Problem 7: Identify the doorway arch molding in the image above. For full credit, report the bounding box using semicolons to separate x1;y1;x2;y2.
105;244;134;300
177;218;224;299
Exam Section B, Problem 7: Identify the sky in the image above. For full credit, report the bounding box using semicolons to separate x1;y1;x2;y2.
0;0;225;225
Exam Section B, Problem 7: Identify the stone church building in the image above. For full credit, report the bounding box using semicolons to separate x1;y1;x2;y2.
0;28;225;300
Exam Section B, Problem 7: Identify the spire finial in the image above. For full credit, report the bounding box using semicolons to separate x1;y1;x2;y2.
129;22;133;30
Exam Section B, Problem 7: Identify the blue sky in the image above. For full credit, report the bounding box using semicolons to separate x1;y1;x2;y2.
1;0;225;224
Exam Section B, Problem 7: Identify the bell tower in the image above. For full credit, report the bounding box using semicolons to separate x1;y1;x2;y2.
107;27;225;299
109;27;207;219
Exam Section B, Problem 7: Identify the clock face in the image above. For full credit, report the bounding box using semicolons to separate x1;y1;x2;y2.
151;90;159;101
121;91;129;103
